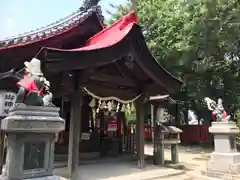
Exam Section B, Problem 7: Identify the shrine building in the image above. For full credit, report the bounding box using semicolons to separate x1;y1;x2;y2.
0;0;183;177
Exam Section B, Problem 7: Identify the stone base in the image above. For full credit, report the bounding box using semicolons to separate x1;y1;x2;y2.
25;175;63;180
0;175;62;180
209;121;239;134
206;152;240;176
203;170;240;180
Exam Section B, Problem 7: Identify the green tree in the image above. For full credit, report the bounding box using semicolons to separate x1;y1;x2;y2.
108;0;240;122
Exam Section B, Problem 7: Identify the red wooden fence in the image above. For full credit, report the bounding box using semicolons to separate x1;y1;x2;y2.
140;124;210;143
58;124;211;144
179;125;210;143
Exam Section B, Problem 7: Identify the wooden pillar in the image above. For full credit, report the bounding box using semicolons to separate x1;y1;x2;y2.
99;110;105;156
136;95;145;168
151;104;154;145
68;91;83;180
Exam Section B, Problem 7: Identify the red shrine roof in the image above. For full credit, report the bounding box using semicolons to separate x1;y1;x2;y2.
39;12;183;93
42;11;138;51
0;6;103;50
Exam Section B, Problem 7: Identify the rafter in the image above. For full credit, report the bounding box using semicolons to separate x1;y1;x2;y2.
88;72;135;87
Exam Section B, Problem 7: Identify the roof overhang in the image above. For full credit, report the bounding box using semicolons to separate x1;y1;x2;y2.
0;6;103;53
37;12;183;95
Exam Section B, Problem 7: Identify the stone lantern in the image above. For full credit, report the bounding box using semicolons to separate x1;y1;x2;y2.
0;104;64;180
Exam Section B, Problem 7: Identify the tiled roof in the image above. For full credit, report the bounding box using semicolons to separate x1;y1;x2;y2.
0;5;103;48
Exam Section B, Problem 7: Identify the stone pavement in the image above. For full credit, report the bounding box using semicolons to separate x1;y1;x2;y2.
53;144;222;180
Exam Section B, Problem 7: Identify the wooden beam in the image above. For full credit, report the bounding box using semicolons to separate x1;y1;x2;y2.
130;41;182;93
83;80;135;91
146;84;168;96
42;41;128;73
83;86;138;101
88;72;135;87
53;80;137;98
117;61;142;86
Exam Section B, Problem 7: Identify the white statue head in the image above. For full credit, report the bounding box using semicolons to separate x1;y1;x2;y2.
24;58;43;76
217;98;224;110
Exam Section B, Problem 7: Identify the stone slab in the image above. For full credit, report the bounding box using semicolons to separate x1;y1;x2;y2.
0;175;63;180
25;175;62;180
202;170;240;180
1;105;64;133
206;152;240;174
1;116;64;132
0;104;65;180
209;121;239;134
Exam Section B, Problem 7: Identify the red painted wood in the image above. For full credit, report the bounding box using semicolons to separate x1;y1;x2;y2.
179;125;210;143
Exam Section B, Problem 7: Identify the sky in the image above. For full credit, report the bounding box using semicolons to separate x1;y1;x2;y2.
0;0;127;40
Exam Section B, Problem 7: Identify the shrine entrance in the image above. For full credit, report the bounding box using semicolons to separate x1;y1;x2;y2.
36;12;182;179
53;95;136;161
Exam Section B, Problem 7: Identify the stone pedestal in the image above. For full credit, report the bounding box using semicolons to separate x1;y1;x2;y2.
153;132;164;165
0;104;65;180
205;121;240;178
153;125;182;165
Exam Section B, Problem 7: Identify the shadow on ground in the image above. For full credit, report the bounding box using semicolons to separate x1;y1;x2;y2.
54;155;185;180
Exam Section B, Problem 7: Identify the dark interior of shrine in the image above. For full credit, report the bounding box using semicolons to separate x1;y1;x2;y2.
53;95;130;157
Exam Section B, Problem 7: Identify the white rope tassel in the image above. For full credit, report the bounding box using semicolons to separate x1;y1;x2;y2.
107;101;112;111
127;103;131;115
116;103;120;112
89;98;96;108
121;104;126;112
131;102;135;112
83;87;142;104
103;101;107;109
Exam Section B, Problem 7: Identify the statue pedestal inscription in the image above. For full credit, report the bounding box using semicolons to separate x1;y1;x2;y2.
204;121;240;179
0;104;65;180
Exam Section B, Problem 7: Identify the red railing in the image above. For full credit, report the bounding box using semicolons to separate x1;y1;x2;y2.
58;124;211;144
130;124;210;143
179;125;210;143
144;124;152;140
128;124;152;140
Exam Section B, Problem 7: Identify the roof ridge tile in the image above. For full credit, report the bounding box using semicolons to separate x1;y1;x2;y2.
0;5;103;48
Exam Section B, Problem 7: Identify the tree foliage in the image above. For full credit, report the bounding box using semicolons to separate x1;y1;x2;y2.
108;0;240;122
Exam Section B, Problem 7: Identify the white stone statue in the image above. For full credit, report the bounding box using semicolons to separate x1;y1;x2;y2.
15;58;53;106
204;97;230;121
